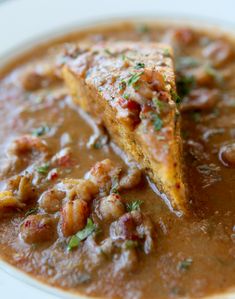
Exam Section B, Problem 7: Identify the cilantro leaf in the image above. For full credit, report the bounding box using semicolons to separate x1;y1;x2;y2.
204;65;223;84
67;218;97;251
136;24;149;34
170;88;182;104
151;114;163;131
134;62;145;69
127;72;143;86
32;125;50;137
126;200;143;212
36;163;50;175
177;258;193;271
76;218;96;240
163;48;171;57
176;75;195;98
124;240;139;249
67;235;80;251
25;207;38;217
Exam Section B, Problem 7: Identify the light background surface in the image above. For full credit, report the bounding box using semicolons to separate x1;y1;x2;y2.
0;0;234;298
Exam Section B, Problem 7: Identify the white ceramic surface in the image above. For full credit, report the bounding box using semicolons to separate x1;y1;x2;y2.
0;0;235;298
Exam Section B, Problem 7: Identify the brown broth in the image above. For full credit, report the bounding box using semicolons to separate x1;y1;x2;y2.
0;21;235;299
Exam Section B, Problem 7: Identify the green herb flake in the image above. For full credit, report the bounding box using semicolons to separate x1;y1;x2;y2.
67;218;97;251
177;258;193;271
163;48;171;57
77;218;96;240
134;62;145;69
176;75;195;98
93;135;108;150
192;111;201;123
111;177;120;194
151;114;163;131
32;125;50;137
124;240;139;250
119;80;126;91
121;54;127;61
123;93;130;100
153;97;164;112
36;163;50;175
170;89;182;104
136;24;149;34
25;207;38;217
93;141;102;149
126;200;143;212
67;235;80;251
127;72;143;86
104;48;114;56
204;65;223;84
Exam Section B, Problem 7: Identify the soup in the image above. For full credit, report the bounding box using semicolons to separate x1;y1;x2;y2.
0;21;235;299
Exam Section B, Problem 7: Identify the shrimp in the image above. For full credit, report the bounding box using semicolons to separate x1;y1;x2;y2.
87;159;121;192
20;214;57;244
61;199;89;237
6;173;36;203
110;211;156;254
118;165;142;191
8;135;48;156
99;193;125;221
39;189;65;213
0;174;36;214
0;191;24;214
61;178;98;202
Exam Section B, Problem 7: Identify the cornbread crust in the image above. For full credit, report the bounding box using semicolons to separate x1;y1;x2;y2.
63;41;187;212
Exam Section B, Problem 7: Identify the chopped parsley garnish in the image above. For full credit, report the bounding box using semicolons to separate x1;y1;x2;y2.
177;258;193;271
204;65;223;84
126;200;143;212
104;48;114;56
119;80;127;91
93;140;103;149
163;48;171;57
124;240;139;250
25;207;38;217
170;89;182;104
151;114;163;131
93;135;108;150
153;97;164;112
176;75;195;98
123;93;130;100
192;111;201;123
67;235;80;251
136;24;149;34
32;125;50;137
36;163;50;175
134;62;145;69
127;72;144;86
67;218;97;251
121;54;127;61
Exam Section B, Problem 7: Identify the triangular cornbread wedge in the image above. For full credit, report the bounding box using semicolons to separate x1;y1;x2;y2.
62;41;187;213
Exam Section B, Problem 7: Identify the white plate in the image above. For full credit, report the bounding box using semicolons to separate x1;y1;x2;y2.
0;0;235;298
